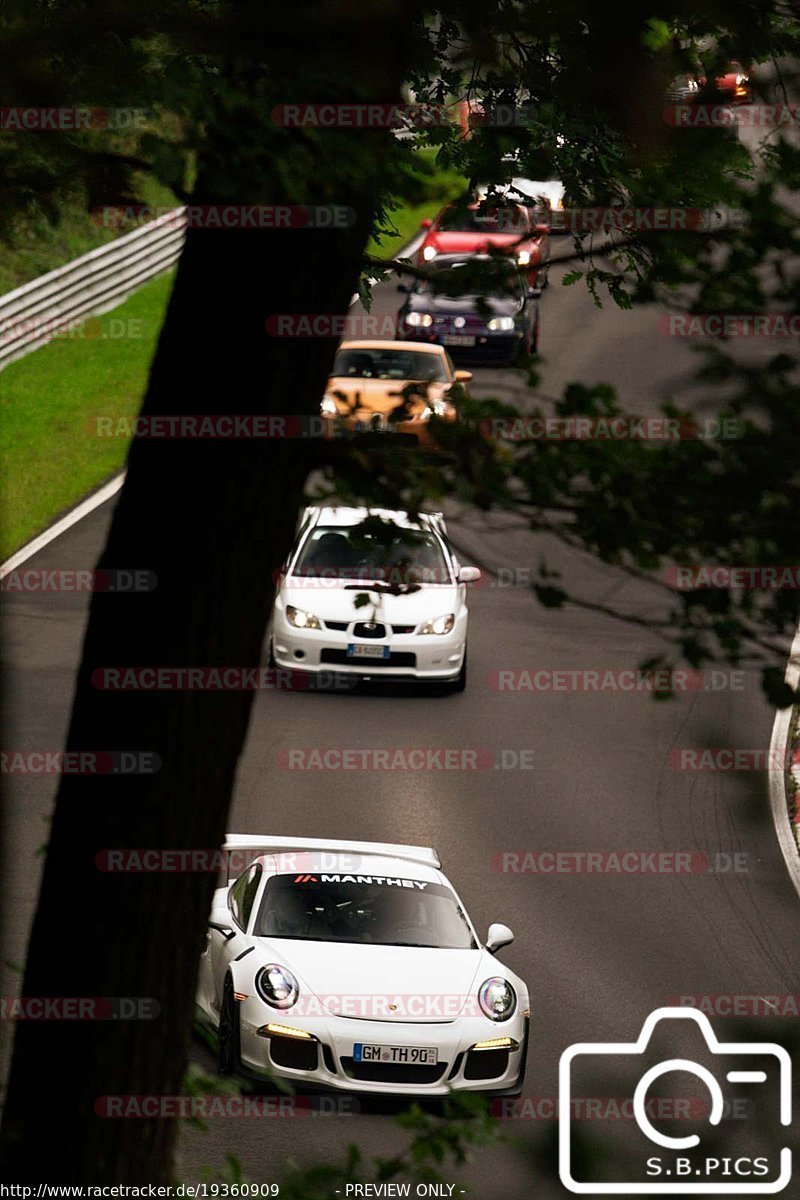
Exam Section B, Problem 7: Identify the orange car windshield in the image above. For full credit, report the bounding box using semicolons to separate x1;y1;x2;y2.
332;349;448;383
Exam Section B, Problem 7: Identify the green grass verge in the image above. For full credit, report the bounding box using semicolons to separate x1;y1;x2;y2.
0;271;173;559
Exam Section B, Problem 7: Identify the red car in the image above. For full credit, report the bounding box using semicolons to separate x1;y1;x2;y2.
417;200;550;289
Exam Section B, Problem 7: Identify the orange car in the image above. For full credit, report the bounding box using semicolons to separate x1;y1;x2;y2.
320;340;471;439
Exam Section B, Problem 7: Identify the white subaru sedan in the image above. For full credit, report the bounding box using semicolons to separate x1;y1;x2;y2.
196;835;529;1096
268;506;480;690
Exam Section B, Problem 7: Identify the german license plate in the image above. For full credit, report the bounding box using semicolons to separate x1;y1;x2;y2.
347;644;390;659
442;334;476;347
353;1042;438;1065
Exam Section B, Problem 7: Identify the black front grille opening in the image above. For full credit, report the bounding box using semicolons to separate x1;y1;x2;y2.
463;1048;509;1081
324;620;349;631
447;1052;464;1080
268;1035;319;1071
391;625;415;634
320;650;417;668
340;1057;446;1084
322;1043;338;1074
353;622;386;639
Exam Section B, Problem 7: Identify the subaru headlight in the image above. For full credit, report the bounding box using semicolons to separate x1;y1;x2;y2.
516;249;531;266
405;312;433;327
320;394;337;416
256;964;300;1010
488;316;515;332
478;977;516;1022
286;605;322;630
422;245;438;261
419;613;455;635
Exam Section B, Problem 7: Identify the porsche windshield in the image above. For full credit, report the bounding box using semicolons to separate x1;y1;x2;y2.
438;204;528;234
291;524;451;583
255;875;476;948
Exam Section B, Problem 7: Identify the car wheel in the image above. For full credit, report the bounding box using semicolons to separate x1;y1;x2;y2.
217;976;241;1076
267;637;277;669
451;649;467;693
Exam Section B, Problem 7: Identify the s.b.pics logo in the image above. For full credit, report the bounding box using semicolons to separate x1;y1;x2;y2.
559;1007;792;1193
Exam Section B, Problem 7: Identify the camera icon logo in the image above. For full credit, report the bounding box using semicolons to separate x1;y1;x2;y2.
559;1006;792;1194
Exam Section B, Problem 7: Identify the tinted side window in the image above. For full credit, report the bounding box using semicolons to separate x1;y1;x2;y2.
228;864;262;930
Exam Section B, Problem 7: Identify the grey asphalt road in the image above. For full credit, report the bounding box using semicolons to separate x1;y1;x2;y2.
2;174;799;1195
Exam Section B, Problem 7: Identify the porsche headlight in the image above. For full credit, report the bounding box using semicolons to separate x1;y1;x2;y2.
488;316;515;331
320;394;337;416
286;605;322;630
419;613;455;635
516;249;531;266
256;964;300;1009
478;977;516;1022
422;245;438;261
405;312;433;327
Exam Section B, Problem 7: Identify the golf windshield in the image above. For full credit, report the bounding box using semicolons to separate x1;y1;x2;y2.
291;522;451;584
416;262;524;301
255;875;477;948
332;347;448;382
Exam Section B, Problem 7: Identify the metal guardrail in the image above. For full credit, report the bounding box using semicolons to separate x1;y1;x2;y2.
0;208;187;370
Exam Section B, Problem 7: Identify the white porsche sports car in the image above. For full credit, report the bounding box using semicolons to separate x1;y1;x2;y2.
268;506;480;690
196;835;530;1096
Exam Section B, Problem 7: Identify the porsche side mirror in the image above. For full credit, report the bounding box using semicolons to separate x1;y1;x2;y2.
420;218;433;229
458;566;481;584
454;369;473;382
486;922;514;954
527;287;542;300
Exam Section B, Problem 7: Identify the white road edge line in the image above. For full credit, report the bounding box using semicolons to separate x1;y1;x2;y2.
0;473;126;579
0;231;426;578
768;622;800;900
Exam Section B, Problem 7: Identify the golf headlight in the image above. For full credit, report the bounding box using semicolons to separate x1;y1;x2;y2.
320;394;337;416
419;613;455;635
488;316;515;331
256;964;300;1010
517;250;531;266
422;245;438;261
286;605;322;630
478;977;516;1022
405;312;433;327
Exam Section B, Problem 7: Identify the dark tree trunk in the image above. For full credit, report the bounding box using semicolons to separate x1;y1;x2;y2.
0;4;421;1180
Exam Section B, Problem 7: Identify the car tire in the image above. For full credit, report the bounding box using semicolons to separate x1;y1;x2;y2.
451;649;467;692
267;637;277;669
217;975;242;1076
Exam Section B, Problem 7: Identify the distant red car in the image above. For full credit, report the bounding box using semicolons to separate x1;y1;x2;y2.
417;201;550;289
714;62;751;103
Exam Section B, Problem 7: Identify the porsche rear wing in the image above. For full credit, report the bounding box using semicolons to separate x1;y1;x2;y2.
221;834;441;882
